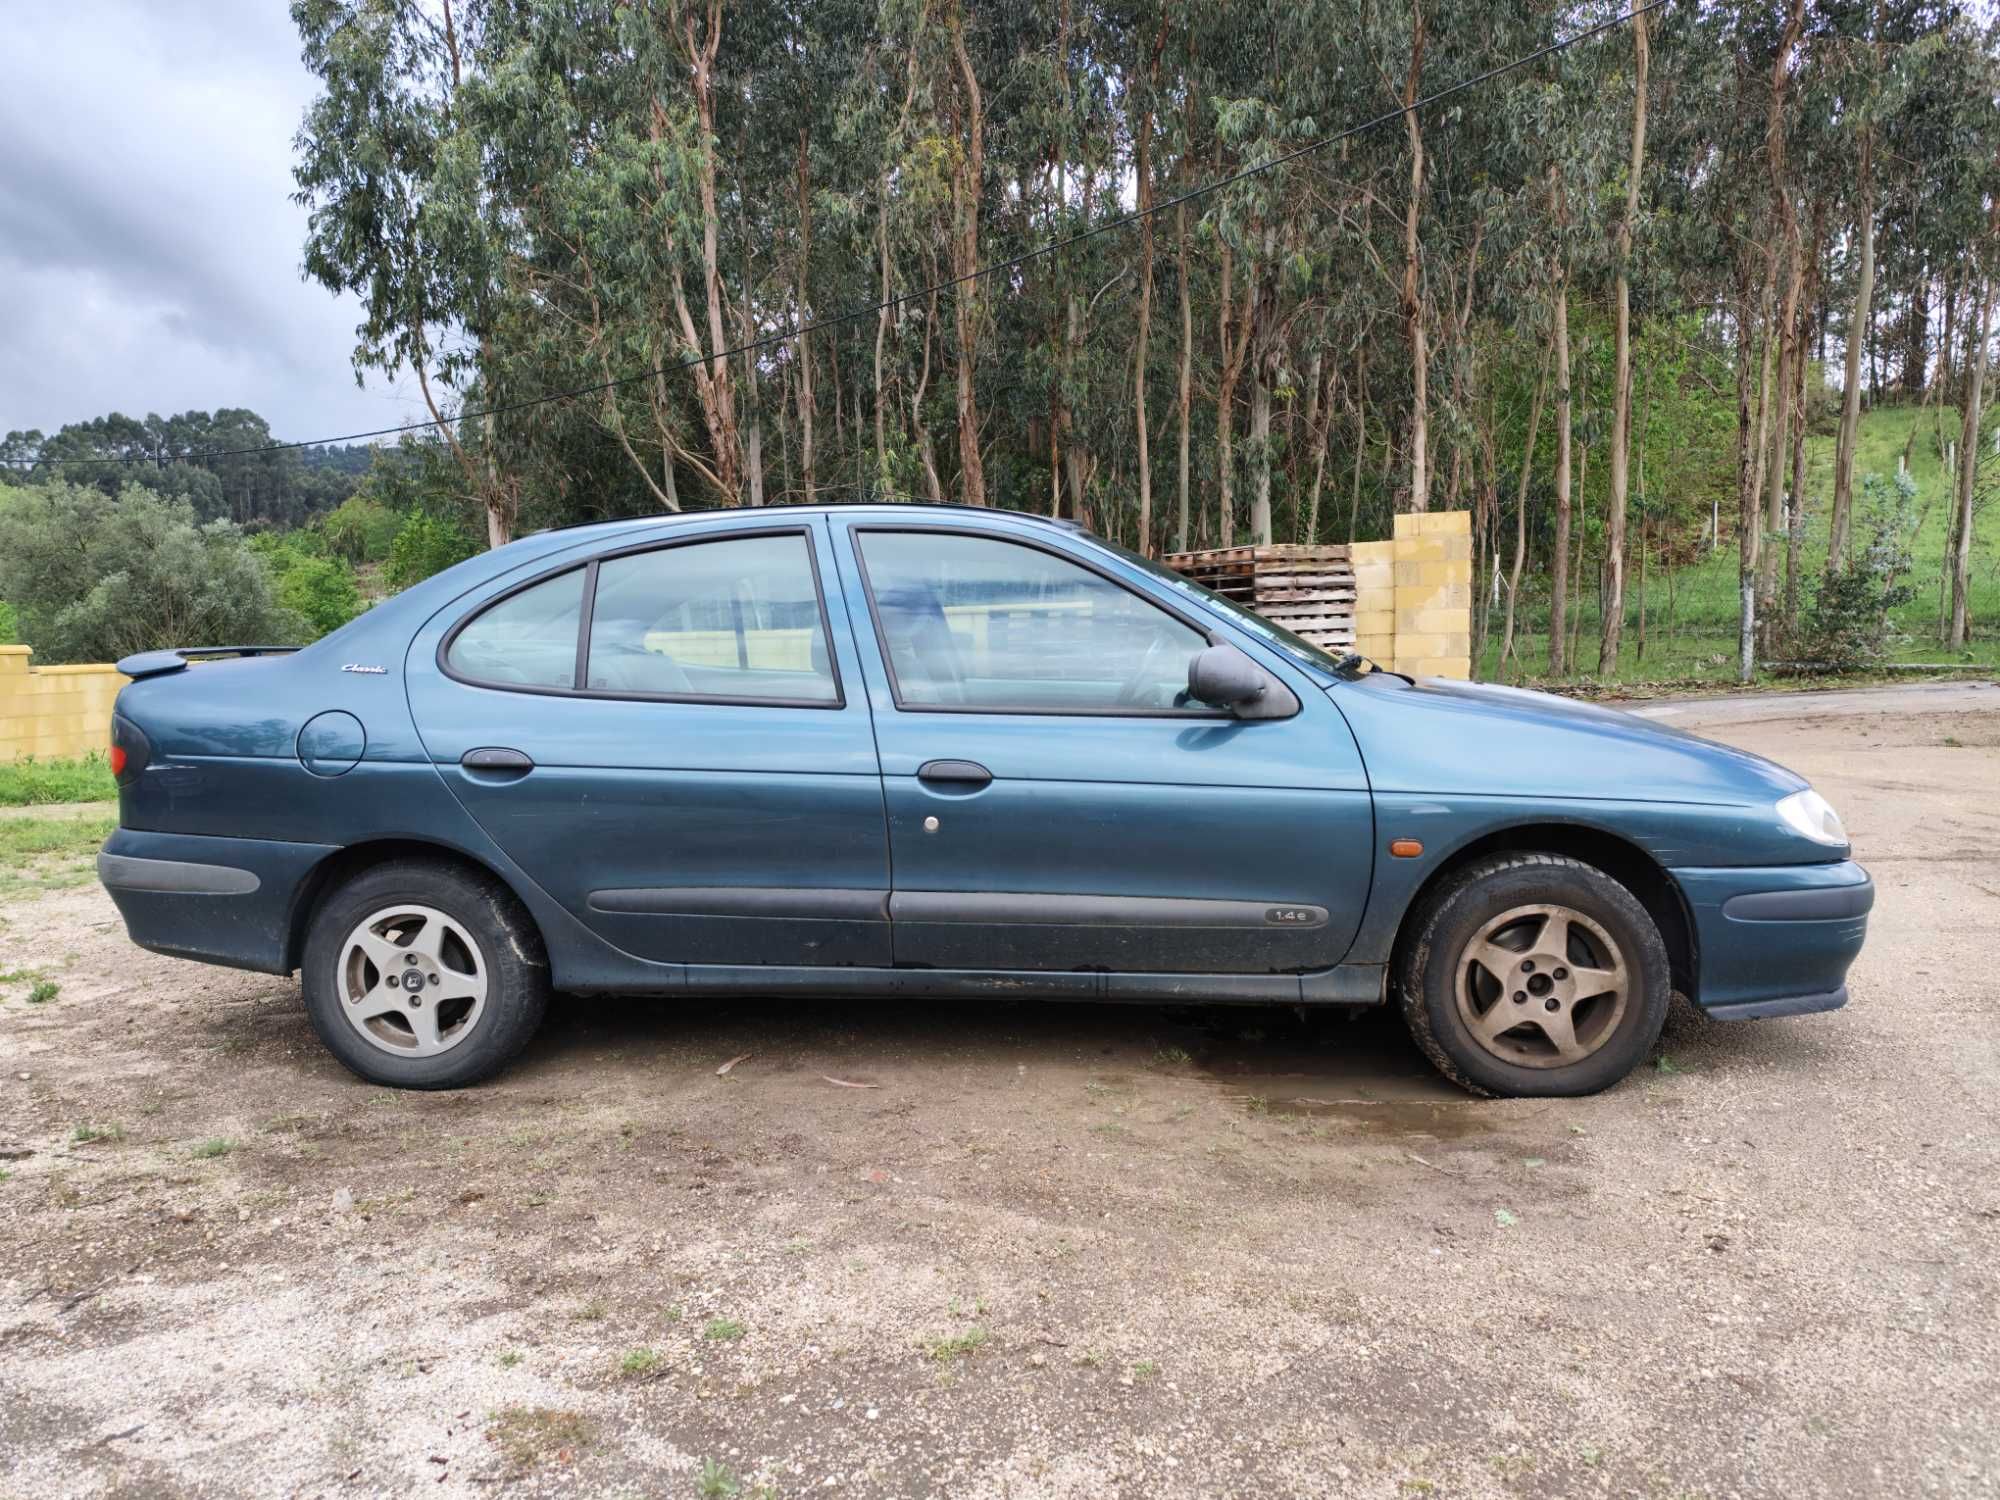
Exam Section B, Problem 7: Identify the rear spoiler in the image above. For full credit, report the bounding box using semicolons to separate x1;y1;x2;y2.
114;645;302;681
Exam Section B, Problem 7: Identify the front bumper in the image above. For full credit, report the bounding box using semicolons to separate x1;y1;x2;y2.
98;827;336;975
1672;859;1872;1019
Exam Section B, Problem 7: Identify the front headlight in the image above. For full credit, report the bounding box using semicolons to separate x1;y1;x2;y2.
1776;788;1848;847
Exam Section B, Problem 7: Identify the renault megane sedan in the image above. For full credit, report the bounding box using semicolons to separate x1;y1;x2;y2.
97;504;1871;1094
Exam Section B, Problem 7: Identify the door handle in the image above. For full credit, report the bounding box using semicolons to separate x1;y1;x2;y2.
460;746;534;778
917;758;992;789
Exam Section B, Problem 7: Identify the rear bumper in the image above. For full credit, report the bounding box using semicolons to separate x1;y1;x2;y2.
1672;859;1871;1018
98;827;335;975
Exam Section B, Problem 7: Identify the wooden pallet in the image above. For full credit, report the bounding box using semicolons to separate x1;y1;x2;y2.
1162;544;1359;653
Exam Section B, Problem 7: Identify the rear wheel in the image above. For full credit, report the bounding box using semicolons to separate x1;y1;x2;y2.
302;860;549;1089
1396;853;1669;1097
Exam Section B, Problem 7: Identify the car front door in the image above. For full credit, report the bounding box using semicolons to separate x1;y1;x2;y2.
829;517;1374;978
405;522;890;970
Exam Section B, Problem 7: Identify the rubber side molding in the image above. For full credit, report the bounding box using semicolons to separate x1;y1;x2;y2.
888;891;1327;929
97;851;261;896
1721;884;1874;921
589;886;889;921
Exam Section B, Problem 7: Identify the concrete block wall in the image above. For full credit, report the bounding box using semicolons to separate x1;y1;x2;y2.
1350;511;1472;679
0;646;128;763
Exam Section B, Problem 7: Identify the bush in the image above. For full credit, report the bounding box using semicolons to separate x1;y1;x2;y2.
0;599;17;644
251;533;364;639
0;481;299;663
1798;471;1918;673
386;510;480;591
319;495;403;565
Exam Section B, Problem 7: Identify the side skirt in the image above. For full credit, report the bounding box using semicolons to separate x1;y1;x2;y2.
565;961;1388;1006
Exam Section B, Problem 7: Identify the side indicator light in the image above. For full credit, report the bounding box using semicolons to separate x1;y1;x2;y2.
1389;838;1423;858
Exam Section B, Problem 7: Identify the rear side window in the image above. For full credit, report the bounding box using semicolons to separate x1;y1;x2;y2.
444;568;584;688
585;534;838;704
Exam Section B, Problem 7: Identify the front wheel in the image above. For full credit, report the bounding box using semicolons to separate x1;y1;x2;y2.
301;859;550;1089
1396;853;1670;1097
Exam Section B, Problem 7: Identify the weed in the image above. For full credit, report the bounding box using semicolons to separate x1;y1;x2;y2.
1243;1094;1270;1115
27;979;58;1005
618;1348;662;1378
1154;1045;1192;1066
190;1138;234;1160
695;1458;743;1499
923;1326;989;1362
71;1123;124;1144
1131;1359;1160;1381
703;1317;746;1341
1654;1054;1682;1075
498;1350;522;1368
575;1298;608;1322
662;1303;684;1323
487;1407;591;1476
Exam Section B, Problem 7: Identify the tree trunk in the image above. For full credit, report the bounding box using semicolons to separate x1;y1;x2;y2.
1598;3;1647;676
1249;230;1277;545
948;15;986;507
1174;198;1193;553
1828;127;1874;570
1129;18;1165;556
1399;5;1430;513
794;131;815;501
1549;279;1573;676
1216;246;1251;546
1348;343;1369;543
1500;325;1556;677
1949;270;1994;648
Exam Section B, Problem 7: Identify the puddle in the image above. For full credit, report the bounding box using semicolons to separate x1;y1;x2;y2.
1186;1010;1491;1139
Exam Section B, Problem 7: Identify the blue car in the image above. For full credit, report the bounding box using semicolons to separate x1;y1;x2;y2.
96;505;1871;1096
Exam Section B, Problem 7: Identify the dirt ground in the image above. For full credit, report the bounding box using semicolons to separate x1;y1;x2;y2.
1;682;1997;1499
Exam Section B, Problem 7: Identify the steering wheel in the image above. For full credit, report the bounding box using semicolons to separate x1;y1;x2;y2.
1115;633;1181;708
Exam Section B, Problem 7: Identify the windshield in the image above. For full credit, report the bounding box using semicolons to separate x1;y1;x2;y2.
1083;536;1365;680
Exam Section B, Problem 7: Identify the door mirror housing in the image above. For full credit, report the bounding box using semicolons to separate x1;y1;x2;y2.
1187;641;1298;720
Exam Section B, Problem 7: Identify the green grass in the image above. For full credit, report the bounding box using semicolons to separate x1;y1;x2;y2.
71;1122;124;1143
922;1326;989;1362
702;1317;745;1341
0;754;116;807
1478;402;1999;685
27;979;59;1004
190;1138;235;1160
617;1347;662;1378
0;812;115;898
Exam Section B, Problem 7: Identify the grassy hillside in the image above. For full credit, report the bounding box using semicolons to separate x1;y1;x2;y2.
1477;401;1995;684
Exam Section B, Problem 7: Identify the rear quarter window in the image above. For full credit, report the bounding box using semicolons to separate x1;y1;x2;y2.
445;568;585;688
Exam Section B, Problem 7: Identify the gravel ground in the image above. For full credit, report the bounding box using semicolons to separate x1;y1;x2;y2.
0;684;1995;1499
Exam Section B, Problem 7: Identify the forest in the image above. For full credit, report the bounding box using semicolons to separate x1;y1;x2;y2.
5;0;1998;681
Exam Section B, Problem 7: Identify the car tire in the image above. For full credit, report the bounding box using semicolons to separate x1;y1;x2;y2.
1395;852;1670;1098
301;858;550;1089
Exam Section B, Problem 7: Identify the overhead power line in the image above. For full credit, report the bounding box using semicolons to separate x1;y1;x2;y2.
9;0;1671;474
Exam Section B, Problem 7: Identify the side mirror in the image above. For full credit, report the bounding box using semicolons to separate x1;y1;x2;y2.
1187;641;1298;720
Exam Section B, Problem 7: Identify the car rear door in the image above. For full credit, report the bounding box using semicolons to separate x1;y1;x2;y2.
404;520;890;970
828;516;1374;979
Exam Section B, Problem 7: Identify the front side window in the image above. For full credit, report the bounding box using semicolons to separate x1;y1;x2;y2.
445;567;585;688
585;533;838;703
857;531;1208;712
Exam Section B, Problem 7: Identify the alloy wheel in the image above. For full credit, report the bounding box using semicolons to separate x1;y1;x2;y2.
336;904;489;1058
1452;902;1630;1069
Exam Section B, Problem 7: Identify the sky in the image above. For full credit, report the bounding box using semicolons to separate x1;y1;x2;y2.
0;2;426;446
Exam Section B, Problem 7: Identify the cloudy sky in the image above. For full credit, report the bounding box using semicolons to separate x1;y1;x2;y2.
0;2;426;444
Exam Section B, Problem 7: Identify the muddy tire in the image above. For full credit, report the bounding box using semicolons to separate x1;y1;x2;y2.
301;859;549;1089
1395;853;1669;1098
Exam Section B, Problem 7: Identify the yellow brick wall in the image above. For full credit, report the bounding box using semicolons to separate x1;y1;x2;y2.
1348;512;1472;679
0;647;128;763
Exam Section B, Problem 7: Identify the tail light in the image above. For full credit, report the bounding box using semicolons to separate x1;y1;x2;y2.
109;715;150;785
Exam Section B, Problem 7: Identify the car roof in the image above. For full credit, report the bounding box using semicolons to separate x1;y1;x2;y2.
525;501;1086;540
